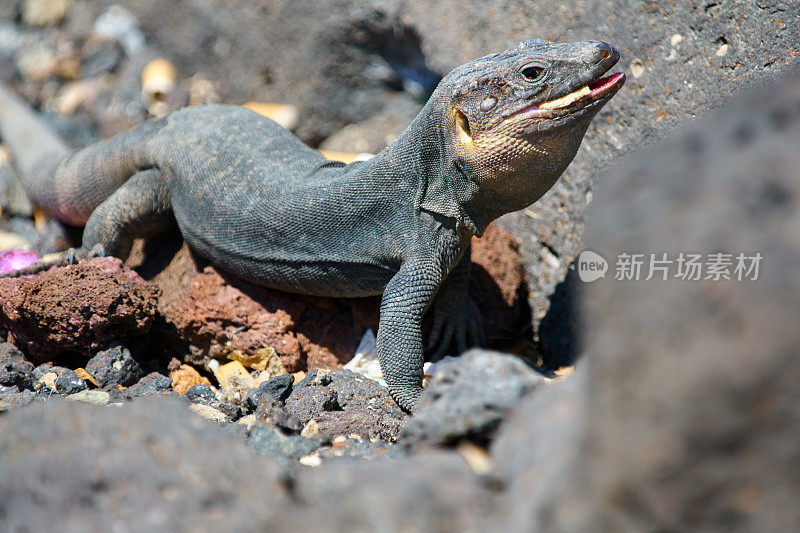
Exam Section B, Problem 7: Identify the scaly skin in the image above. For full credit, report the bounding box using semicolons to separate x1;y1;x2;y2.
0;39;624;411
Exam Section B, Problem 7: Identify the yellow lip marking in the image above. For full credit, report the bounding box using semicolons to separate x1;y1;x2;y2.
454;109;473;144
538;85;591;110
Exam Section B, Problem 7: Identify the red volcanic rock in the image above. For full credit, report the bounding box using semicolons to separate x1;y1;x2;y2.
138;223;527;372
146;242;376;373
470;222;529;346
0;258;159;361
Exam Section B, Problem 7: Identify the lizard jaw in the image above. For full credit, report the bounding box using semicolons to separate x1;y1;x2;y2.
515;72;626;119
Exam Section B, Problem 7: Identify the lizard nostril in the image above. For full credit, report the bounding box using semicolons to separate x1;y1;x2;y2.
600;49;611;60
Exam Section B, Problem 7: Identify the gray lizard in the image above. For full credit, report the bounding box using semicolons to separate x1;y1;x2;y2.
0;39;624;411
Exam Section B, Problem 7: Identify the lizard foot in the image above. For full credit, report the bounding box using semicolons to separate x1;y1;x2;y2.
1;243;106;278
388;384;423;413
426;295;485;361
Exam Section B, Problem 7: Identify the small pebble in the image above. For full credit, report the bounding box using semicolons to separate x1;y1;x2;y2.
214;360;252;388
189;403;229;424
298;453;322;467
22;0;69;27
301;419;320;439
36;372;58;392
66;389;110;405
169;364;211;395
630;59;645;78
184;384;217;405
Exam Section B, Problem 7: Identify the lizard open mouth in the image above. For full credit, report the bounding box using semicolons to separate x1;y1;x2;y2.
513;72;626;119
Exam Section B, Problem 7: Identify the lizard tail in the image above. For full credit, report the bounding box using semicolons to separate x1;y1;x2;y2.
0;84;70;185
0;84;151;226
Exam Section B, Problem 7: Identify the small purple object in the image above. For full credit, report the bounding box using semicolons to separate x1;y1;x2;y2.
0;249;39;274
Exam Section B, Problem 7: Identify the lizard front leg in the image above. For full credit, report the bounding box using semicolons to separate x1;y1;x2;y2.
427;244;484;360
378;255;443;412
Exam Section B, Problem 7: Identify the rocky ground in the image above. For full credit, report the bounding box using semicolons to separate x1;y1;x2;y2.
0;0;799;531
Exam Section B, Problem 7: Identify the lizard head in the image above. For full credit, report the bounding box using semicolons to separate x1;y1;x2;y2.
434;39;625;224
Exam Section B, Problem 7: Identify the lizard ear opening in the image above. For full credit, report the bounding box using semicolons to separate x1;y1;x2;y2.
454;109;472;145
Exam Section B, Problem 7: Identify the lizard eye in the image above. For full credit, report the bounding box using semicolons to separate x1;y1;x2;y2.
521;66;544;81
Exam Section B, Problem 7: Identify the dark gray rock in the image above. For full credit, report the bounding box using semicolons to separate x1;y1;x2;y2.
491;72;800;532
81;42;123;78
216;400;245;421
245;372;294;411
0;341;33;389
328;368;404;418
246;423;322;460
0;399;291;530
312;408;402;442
255;403;304;434
282;369;405;441
284;383;339;426
53;368;87;395
109;371;176;401
133;371;172;391
402;349;546;446
184;383;217;405
31;365;86;395
85;344;143;387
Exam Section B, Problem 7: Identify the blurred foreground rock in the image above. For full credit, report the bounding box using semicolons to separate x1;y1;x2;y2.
0;400;292;531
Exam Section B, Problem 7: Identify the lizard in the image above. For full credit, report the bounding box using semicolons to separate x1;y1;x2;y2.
0;39;625;412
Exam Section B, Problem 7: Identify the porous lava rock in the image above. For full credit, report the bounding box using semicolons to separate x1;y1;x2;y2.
402;349;546;447
0;257;158;361
85;343;144;387
0;342;34;389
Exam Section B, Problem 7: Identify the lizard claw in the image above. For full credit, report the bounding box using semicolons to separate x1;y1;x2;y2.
426;295;484;361
90;243;106;258
0;244;109;278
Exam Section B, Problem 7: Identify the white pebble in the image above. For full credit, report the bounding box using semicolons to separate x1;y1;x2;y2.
630;59;645;78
